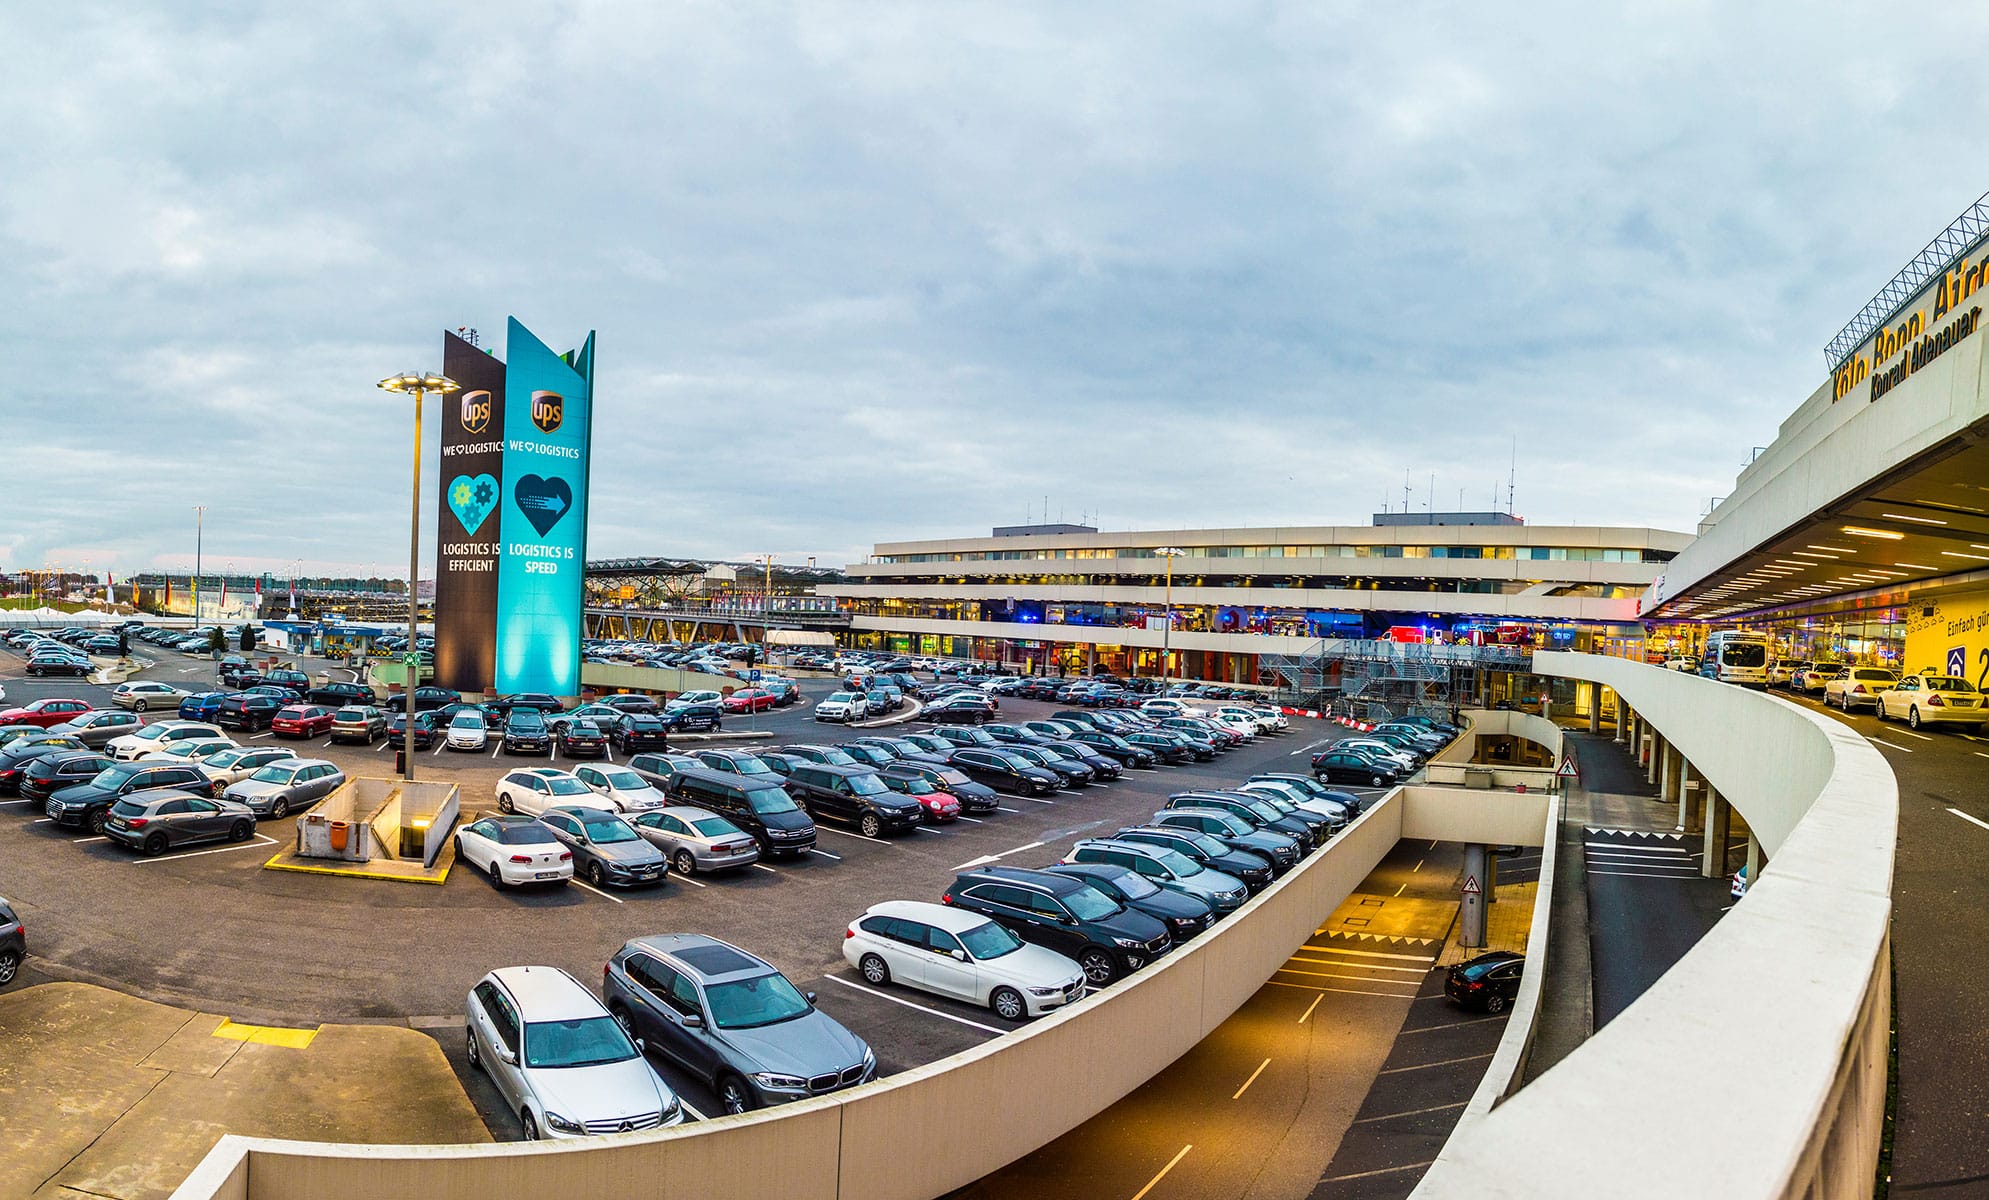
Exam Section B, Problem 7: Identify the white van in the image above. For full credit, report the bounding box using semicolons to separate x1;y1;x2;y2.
1698;630;1771;689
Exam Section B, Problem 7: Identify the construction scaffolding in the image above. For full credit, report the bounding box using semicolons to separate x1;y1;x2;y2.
1260;639;1533;723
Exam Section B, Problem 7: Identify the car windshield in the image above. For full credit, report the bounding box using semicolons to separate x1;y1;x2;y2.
748;787;801;815
248;766;296;784
1183;831;1229;856
1723;642;1768;666
960;920;1024;960
1211;812;1254;835
690;816;741;837
522;1015;637;1069
936;768;971;785
1245;800;1284;821
730;757;773;775
544;777;589;796
581;818;639;843
207;749;246;767
817;749;856;765
493;823;554;845
1149;846;1203;875
705;972;811;1030
849;774;888;796
601;770;646;790
1110;871;1161;899
451;713;483;728
1063;886;1121;921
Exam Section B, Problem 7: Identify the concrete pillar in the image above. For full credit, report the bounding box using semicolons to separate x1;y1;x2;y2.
1486;850;1498;905
1587;683;1600;734
1676;762;1702;833
1746;833;1764;890
1646;732;1662;785
1461;843;1488;947
1617;706;1630;746
1660;742;1680;805
1702;789;1732;878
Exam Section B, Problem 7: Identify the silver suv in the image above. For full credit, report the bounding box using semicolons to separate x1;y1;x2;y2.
603;933;874;1114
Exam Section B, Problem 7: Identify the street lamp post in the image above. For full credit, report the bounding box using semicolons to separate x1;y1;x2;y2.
1156;547;1186;687
378;370;460;782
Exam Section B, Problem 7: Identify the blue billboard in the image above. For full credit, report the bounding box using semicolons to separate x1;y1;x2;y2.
492;318;595;696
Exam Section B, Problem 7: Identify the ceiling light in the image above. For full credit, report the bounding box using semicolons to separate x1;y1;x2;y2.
1942;551;1989;561
1894;562;1936;570
1808;544;1856;553
1881;512;1948;525
1841;526;1905;540
1792;551;1837;559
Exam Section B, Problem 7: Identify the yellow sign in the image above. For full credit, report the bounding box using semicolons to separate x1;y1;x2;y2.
618;585;635;600
1834;247;1989;401
1902;584;1989;687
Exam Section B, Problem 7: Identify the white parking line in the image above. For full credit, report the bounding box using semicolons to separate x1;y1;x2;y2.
806;848;843;861
374;742;389;752
1289;955;1428;974
132;834;278;863
573;879;624;903
999;806;1024;815
1896;729;1935;741
0;798;31;805
75;836;109;844
817;826;900;847
955;815;985;824
321;739;336;748
916;824;953;835
491;745;503;758
1022;795;1055;804
1298;993;1325;1023
675;874;708;888
818;975;1005;1034
753;863;780;874
1232;1057;1271;1100
250;732;273;741
1274;967;1420;990
1947;807;1989;834
1302;944;1432;961
1589;867;1711;879
1868;739;1914;753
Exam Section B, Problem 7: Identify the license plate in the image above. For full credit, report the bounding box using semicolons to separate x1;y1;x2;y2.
535;871;560;880
107;818;125;830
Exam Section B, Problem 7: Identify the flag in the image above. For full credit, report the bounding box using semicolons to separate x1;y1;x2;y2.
220;578;228;606
106;572;115;604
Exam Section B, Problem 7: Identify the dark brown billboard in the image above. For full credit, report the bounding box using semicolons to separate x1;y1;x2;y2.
434;331;506;693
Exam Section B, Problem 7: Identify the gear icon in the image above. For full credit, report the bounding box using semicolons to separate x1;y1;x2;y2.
474;480;495;505
451;480;473;507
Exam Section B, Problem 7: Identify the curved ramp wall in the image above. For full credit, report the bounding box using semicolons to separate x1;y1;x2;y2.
1414;651;1896;1200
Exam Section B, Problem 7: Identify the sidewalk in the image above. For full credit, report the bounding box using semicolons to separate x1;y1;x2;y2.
1434;880;1537;967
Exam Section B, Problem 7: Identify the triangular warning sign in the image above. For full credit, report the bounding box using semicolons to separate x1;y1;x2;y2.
1462;875;1481;894
1557;756;1579;778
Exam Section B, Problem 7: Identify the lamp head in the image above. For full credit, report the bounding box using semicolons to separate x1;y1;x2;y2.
377;372;460;395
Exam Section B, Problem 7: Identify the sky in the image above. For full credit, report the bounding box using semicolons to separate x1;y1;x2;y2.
6;0;1989;578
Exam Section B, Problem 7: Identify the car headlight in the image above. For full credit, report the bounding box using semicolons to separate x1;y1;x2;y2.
1171;916;1199;927
1111;936;1142;948
660;1094;682;1119
861;1046;875;1069
751;1072;807;1089
1027;985;1060;996
541;1110;584;1134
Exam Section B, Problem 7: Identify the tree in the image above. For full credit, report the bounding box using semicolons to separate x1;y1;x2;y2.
207;628;226;655
240;625;257;652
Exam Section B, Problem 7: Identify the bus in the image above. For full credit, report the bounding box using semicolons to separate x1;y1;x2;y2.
1699;630;1771;688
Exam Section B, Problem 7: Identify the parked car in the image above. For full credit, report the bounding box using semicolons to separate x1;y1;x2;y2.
539;806;669;889
1066;836;1253;911
1164;791;1323;851
103;791;258;855
498;709;553;756
942;866;1173;986
666;768;817;858
667;703;724;733
612;714;671;753
106;720;226;761
723;688;780;714
140;736;239;765
604;933;874;1114
572;764;667;813
455;815;573;889
19;750;115;804
48;709;143;749
877;760;1000;815
947;746;1061;796
1154;806;1302;872
308;681;375;708
1312;747;1398;787
1445;950;1526;1013
111;681;191;712
783;763;924;839
269;706;335;740
1876;673;1986;729
1068;729;1158;767
0;698;94;729
695;748;782;779
845;899;1088;1020
261;669;312;694
494;768;594;817
813;692;867;723
466;965;684;1139
630;806;762;876
0;735;90;793
1795;663;1846;693
194;745;297;786
600;693;661;715
46;761;218;832
0;896;20;985
387;710;440;750
222;759;346;818
924;695;995;725
1043;861;1218;942
211;694;280;733
445;710;490;751
1825;667;1900;712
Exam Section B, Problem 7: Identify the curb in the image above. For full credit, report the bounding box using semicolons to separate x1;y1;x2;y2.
852;698;926;729
671;730;777;743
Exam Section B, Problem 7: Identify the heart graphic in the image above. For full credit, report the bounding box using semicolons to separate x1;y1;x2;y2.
513;474;573;538
447;474;499;536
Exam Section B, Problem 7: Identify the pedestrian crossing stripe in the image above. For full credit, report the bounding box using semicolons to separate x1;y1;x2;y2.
1311;932;1438;945
1583;827;1684;841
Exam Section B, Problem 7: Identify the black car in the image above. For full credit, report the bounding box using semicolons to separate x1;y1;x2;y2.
948;747;1061;797
667;767;817;857
218;659;261;688
0;736;90;795
1039;740;1120;781
308;681;375;708
387;711;439;750
1312;748;1398;788
1446;950;1525;1013
600;693;661;715
1068;730;1157;767
501;709;553;756
1165;791;1324;851
1124;732;1194;764
935;725;1001;750
19;751;115;805
1017;679;1064;701
262;669;311;694
216;694;283;733
613;714;671;753
1109;824;1276;893
488;692;563;716
942;865;1172;986
1152;807;1302;873
667;703;724;733
876;760;1000;814
45;761;217;833
782;763;923;839
925;696;994;725
1003;744;1094;787
388;685;461;713
1043;861;1217;941
557;720;609;758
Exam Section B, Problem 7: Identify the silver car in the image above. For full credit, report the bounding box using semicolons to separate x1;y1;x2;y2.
466;965;683;1139
48;709;144;749
196;746;300;786
572;764;668;813
222;759;345;818
111;681;191;712
630;805;761;876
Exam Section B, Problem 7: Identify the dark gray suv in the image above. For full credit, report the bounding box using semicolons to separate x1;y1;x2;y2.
603;933;875;1114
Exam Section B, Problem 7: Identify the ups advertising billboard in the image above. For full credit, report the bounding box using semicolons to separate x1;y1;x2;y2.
434;331;507;693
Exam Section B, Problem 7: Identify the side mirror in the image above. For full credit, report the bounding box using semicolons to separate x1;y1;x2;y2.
951;949;969;962
496;1046;518;1066
681;1013;704;1029
805;991;818;1005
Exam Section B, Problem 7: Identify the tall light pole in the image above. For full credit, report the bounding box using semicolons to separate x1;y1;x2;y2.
378;370;459;783
1157;547;1186;686
193;506;206;622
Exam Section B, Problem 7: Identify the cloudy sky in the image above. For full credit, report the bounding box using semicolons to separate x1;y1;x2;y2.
6;1;1986;578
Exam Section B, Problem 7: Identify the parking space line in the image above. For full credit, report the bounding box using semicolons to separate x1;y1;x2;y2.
1379;1052;1494;1075
818;975;1005;1034
1298;993;1325;1023
999;807;1023;814
817;826;899;847
955;815;985;824
1275;967;1420;990
374;742;388;752
1131;1144;1193;1200
250;732;273;740
1303;944;1433;962
1289;955;1428;974
1946;807;1989;834
675;874;708;888
1868;738;1914;753
753;863;780;874
0;798;31;805
1589;868;1711;879
491;746;502;758
573;879;624;903
806;848;843;861
916;824;953;835
1895;728;1934;741
74;836;109;844
1022;795;1056;804
132;835;278;863
1232;1057;1271;1100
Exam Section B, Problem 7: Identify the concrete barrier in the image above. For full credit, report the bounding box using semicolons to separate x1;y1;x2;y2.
170;793;1415;1200
1424;709;1563;792
1414;651;1896;1200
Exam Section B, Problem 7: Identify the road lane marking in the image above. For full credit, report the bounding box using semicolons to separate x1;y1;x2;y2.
1130;1145;1193;1200
1588;868;1710;879
573;879;624;903
1867;739;1914;753
1319;1160;1436;1183
1275;967;1420;989
1412;859;1424;872
1302;945;1433;961
1379;1051;1494;1075
954;840;1046;872
1231;1057;1271;1100
1289;955;1428;974
1394;883;1406;897
1947;807;1989;834
1400;1017;1502;1034
818;975;1004;1034
1894;728;1934;740
1268;978;1422;998
132;835;278;863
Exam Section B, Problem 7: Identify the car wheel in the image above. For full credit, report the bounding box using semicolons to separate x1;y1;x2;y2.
1909;707;1922;730
270;797;290;819
496;793;515;814
718;1074;757;1115
1373;774;1388;787
1078;949;1117;986
228;819;252;842
486;859;508;889
589;861;608;887
860;813;883;838
672;849;696;877
520;1111;540;1140
89;809;108;835
465;1026;481;1070
990;986;1026;1021
134;699;148;712
142;832;169;856
609;1003;641;1049
859;953;891;985
1486;994;1509;1015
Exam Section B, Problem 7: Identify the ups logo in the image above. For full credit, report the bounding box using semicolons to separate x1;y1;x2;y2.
531;390;564;434
459;390;492;435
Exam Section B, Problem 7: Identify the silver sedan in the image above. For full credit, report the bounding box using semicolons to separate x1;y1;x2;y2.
630;805;761;876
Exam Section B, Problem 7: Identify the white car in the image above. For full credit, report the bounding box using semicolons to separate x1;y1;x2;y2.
1217;706;1279;734
1876;674;1986;730
1239;780;1351;824
455;814;573;887
106;721;224;762
1825;667;1899;712
1140;699;1190;719
111;681;191;712
465;966;683;1139
445;711;489;751
1334;739;1420;773
666;690;722;712
814;692;867;723
494;768;592;817
844;899;1087;1021
196;746;300;786
140;736;239;764
1205;713;1258;741
571;764;667;813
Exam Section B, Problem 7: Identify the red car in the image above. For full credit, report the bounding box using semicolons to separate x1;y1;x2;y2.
0;698;94;729
271;705;335;738
905;788;960;823
722;689;779;714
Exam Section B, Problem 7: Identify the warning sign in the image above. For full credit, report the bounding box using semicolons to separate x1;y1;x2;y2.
1557;756;1579;778
1462;875;1481;895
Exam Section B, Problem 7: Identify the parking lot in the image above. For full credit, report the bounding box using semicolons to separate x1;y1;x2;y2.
0;641;1387;1137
